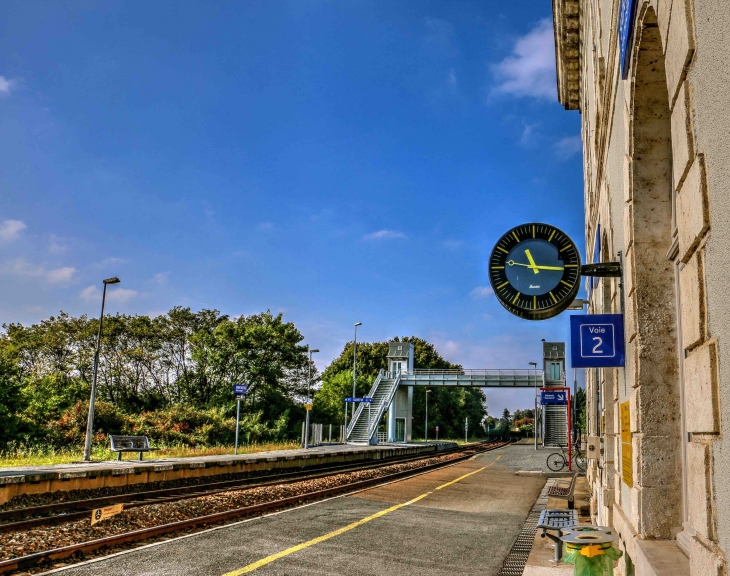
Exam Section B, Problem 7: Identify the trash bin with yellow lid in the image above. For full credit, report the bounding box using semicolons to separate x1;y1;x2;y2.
560;527;623;576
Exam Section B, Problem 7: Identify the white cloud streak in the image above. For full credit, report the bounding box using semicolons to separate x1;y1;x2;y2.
364;230;407;241
46;267;76;284
554;135;583;159
470;286;494;299
80;285;138;304
0;76;18;95
0;220;27;242
2;259;76;284
492;19;556;100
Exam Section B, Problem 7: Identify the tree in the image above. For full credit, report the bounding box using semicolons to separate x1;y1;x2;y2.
318;336;487;440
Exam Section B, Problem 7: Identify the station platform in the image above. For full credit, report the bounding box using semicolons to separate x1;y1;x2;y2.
0;441;457;506
42;441;548;576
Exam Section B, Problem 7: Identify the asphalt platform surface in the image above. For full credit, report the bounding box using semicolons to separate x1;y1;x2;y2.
46;442;553;576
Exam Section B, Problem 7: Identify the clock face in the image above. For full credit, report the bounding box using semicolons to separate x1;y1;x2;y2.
489;223;581;320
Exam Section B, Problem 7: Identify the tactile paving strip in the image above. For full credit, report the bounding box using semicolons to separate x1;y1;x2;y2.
496;478;553;576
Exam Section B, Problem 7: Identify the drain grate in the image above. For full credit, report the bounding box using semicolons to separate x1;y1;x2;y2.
496;479;553;576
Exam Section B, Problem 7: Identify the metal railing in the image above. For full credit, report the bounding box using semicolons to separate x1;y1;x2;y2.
413;369;544;377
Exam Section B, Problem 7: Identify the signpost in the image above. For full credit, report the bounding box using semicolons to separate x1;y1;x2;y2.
233;384;248;455
570;314;625;368
541;387;573;471
541;390;568;405
465;417;469;444
435;425;439;441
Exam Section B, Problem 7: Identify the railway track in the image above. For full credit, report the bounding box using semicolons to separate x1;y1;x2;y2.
0;438;513;574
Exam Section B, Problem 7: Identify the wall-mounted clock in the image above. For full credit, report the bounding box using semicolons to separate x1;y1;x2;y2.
488;223;581;320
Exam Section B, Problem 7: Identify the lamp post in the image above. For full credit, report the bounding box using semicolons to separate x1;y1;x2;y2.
425;390;431;442
352;322;362;421
83;277;121;461
305;346;319;449
529;361;538;451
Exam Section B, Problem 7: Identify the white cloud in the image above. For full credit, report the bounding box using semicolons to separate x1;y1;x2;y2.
98;257;129;267
470;286;494;299
46;267;76;284
80;285;100;302
3;259;44;277
3;259;76;284
364;230;407;241
492;19;556;100
80;285;138;304
48;234;67;254
108;288;138;303
152;272;169;284
554;135;583;159
0;76;18;96
0;219;27;242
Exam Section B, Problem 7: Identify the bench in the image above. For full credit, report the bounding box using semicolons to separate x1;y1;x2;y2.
547;473;578;509
538;508;579;562
109;435;159;461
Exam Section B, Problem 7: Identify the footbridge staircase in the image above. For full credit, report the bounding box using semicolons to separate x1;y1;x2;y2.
346;370;401;443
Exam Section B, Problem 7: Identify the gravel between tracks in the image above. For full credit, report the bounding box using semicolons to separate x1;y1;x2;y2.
0;449;477;563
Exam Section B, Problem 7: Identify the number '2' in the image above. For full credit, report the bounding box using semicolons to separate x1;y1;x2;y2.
592;337;603;354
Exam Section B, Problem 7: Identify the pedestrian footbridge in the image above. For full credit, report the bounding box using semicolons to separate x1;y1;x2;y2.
346;342;543;444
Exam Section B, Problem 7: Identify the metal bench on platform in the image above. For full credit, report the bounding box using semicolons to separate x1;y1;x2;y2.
109;435;159;461
546;473;578;509
538;508;579;561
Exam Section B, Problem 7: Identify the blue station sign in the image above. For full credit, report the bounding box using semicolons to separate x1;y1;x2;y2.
345;397;372;403
233;384;248;395
570;314;626;368
541;391;567;405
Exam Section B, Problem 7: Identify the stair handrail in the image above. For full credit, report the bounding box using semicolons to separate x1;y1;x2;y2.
365;372;401;442
346;369;384;439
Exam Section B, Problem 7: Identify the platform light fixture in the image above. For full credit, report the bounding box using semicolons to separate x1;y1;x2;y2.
83;277;122;461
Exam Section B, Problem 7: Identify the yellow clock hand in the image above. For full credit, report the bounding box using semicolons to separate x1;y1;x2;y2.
506;260;565;271
524;249;540;274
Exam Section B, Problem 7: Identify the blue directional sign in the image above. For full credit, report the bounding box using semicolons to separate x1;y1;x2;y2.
233;384;248;395
570;314;625;368
619;0;638;79
541;391;567;405
346;397;372;403
345;397;354;403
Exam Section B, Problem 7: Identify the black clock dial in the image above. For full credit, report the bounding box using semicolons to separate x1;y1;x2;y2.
488;223;581;320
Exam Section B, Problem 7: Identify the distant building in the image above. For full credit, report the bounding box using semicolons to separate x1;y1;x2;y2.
552;1;729;574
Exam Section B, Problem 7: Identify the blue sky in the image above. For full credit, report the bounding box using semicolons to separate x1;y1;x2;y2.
0;1;584;414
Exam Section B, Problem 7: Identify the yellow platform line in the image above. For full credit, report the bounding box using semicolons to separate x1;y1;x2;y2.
223;458;500;575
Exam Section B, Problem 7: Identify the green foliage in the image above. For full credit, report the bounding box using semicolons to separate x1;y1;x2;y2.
0;308;311;449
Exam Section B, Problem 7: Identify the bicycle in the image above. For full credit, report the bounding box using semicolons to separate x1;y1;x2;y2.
546;444;587;472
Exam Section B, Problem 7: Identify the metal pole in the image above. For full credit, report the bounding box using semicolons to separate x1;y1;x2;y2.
465;417;468;444
83;282;108;461
305;346;311;449
344;399;348;442
352;323;360;421
529;361;538;451
425;390;429;442
235;397;241;455
567;388;573;471
368;401;371;443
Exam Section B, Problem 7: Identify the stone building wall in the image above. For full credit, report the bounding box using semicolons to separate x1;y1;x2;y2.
552;0;729;574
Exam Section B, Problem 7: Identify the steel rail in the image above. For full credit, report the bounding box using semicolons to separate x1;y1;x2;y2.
0;440;499;530
0;439;513;575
